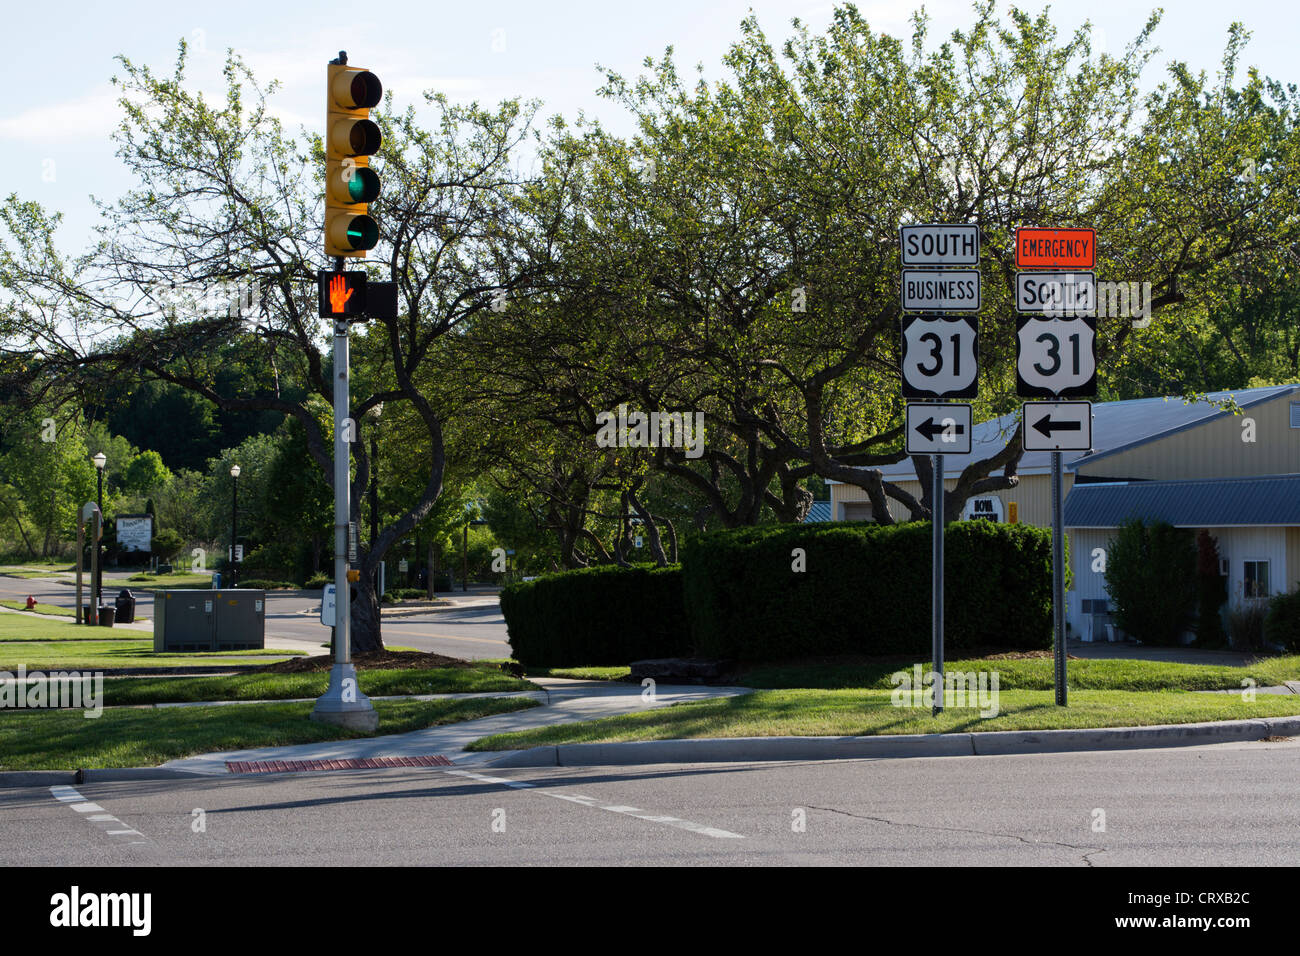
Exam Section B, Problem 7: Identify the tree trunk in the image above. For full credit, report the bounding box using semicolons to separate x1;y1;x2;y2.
350;559;383;654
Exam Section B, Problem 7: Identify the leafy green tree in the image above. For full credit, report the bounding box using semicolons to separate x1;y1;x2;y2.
124;450;173;496
1104;519;1198;646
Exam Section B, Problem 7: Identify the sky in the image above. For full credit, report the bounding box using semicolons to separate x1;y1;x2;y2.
6;0;1300;252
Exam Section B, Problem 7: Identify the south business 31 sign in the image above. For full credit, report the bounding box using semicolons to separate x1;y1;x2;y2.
900;315;979;399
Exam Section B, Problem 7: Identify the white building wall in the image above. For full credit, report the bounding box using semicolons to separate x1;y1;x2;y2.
1207;527;1290;604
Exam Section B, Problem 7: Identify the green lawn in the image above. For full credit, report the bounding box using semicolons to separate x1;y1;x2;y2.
466;687;1300;751
0;570;69;579
0;696;540;770
739;655;1300;692
0;600;76;618
0;614;299;667
0;641;300;669
122;572;214;589
38;665;537;706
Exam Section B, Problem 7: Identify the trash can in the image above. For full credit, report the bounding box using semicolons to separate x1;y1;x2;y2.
114;589;136;624
212;572;221;589
97;605;116;627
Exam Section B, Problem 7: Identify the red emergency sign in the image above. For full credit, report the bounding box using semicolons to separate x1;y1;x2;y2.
1015;227;1095;269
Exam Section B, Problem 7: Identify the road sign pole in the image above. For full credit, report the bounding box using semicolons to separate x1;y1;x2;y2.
932;450;944;715
1051;450;1067;706
312;315;377;730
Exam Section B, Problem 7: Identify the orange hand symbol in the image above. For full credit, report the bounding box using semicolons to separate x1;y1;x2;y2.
329;274;354;314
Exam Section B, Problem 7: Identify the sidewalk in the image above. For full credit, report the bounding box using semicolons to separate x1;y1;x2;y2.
158;678;751;774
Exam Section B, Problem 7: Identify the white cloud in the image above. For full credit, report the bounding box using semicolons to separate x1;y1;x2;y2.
0;86;123;144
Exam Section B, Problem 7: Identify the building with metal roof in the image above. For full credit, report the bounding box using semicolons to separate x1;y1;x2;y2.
826;384;1300;641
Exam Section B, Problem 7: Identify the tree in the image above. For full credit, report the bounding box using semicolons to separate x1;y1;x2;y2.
0;44;543;651
1104;519;1197;645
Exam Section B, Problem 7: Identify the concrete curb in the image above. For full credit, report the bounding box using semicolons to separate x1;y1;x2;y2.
0;767;211;788
7;715;1297;787
481;715;1300;767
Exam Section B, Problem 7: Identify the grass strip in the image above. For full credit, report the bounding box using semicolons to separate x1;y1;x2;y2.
466;687;1300;751
0;696;539;771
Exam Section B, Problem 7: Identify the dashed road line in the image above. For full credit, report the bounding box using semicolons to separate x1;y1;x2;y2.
444;768;744;840
48;785;147;845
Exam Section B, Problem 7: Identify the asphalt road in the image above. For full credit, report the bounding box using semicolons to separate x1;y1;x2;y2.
3;739;1298;866
0;572;513;660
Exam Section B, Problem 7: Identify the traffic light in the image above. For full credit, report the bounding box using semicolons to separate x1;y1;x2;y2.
325;53;382;258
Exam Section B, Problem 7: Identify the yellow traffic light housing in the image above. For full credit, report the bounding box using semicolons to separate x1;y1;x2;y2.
325;54;382;257
346;569;361;582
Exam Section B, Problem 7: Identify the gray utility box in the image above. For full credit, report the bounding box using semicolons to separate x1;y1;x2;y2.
154;590;266;652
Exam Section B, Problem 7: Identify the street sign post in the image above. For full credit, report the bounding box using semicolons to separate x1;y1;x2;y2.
1015;225;1097;708
1023;401;1093;452
906;403;972;455
899;224;982;716
900;224;980;266
900;269;981;312
899;315;979;399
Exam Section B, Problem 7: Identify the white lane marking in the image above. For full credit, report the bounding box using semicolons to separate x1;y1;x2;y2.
47;786;147;845
444;769;744;839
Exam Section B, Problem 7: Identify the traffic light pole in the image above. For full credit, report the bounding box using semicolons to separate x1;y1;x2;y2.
311;300;377;730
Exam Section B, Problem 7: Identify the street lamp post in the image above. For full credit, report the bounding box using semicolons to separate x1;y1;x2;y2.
367;403;383;596
92;453;106;614
230;464;240;588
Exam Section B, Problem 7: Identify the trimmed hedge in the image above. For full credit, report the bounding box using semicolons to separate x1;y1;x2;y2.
501;564;691;666
1265;588;1300;652
682;520;1053;661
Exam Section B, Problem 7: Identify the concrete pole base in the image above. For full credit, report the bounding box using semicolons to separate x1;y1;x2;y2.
310;663;378;732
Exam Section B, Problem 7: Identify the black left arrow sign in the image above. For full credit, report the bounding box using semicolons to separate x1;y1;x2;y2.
1032;415;1082;438
916;417;966;441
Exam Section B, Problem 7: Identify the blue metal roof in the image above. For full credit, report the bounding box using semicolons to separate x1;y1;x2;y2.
868;384;1300;481
803;500;832;523
1064;474;1300;528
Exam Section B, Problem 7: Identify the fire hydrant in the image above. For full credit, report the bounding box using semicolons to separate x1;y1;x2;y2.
25;595;37;610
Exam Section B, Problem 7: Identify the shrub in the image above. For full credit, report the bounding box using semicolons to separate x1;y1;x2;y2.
501;564;690;666
1103;519;1196;646
150;528;184;562
682;520;1053;661
383;588;428;603
1228;596;1270;650
236;579;296;590
1194;530;1228;646
304;572;330;590
1264;588;1300;652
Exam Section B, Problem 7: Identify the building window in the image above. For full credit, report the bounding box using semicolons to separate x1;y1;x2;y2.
1244;560;1270;598
1290;401;1300;428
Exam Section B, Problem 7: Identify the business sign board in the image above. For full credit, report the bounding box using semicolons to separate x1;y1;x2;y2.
116;515;153;552
906;402;972;455
1022;401;1093;452
1015;316;1097;398
1015;271;1096;316
900;224;980;266
962;496;1005;522
900;315;979;399
1015;227;1096;269
900;269;981;312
